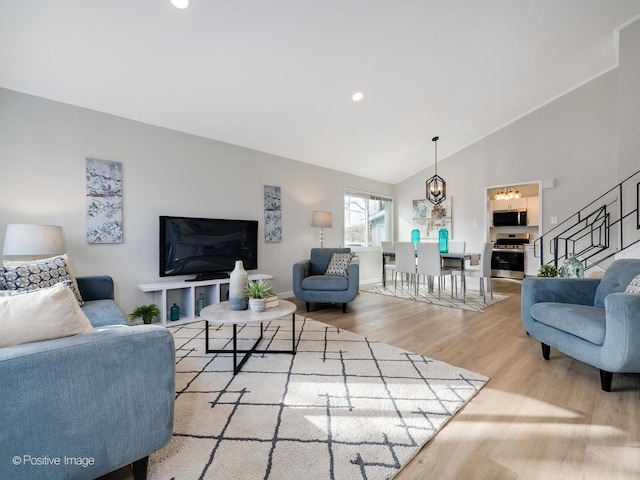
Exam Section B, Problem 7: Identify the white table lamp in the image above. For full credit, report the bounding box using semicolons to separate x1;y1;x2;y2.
2;224;65;259
311;211;333;248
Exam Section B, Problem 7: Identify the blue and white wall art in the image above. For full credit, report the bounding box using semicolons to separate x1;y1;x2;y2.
86;157;123;244
264;185;282;243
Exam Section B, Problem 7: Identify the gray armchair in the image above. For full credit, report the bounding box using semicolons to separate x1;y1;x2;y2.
292;248;359;313
522;259;640;391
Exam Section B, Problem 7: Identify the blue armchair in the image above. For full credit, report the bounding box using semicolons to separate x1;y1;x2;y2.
0;276;175;479
522;259;640;391
292;248;359;313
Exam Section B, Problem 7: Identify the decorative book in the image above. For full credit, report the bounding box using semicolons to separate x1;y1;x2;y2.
264;295;279;308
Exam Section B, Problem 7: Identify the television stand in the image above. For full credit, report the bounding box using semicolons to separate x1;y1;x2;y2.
186;272;229;282
137;273;273;326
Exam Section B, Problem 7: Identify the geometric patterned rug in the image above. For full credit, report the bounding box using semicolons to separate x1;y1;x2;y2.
361;282;508;312
148;318;488;479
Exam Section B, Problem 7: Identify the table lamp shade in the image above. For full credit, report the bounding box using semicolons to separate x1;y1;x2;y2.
311;211;333;228
2;224;65;257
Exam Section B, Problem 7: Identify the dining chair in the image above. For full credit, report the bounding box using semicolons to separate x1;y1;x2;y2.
393;242;417;292
453;241;494;302
380;243;396;287
416;242;453;299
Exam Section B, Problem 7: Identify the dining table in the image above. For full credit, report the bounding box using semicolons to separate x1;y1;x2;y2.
382;250;478;302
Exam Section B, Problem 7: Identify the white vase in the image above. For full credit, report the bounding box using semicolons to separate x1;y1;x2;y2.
228;260;248;310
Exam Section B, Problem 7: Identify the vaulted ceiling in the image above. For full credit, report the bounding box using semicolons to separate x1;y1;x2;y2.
2;1;640;183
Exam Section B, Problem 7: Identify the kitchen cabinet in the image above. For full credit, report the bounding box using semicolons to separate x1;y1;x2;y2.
526;196;540;226
524;245;539;276
491;197;527;212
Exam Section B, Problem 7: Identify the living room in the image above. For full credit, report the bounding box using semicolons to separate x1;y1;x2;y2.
2;2;640;479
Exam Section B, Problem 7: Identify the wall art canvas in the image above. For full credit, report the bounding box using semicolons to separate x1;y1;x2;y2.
86;157;123;244
264;185;282;242
412;198;452;239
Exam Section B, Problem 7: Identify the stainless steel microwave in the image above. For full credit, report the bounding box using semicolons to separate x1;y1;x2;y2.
493;210;527;227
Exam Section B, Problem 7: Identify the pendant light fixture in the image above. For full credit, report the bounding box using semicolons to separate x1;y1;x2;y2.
426;135;446;205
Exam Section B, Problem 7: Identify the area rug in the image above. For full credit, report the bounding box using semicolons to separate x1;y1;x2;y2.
149;317;488;480
361;282;508;312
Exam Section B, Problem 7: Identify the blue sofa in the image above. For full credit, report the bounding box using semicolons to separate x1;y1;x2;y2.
522;259;640;391
0;276;175;480
292;248;359;313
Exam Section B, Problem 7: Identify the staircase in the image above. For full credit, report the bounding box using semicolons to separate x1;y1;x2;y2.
534;169;640;272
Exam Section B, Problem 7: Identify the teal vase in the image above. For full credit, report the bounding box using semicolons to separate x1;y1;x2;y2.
411;229;420;251
196;293;206;316
560;254;584;278
170;303;180;321
438;228;449;253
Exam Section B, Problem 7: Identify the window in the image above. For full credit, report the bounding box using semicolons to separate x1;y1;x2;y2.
344;189;393;247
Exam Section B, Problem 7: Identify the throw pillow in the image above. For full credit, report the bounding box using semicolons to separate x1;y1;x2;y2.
1;255;84;306
3;253;82;302
626;273;640;293
0;282;94;348
325;252;356;277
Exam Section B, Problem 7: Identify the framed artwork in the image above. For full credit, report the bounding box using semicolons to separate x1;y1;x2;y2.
412;198;452;239
86;158;123;244
264;185;282;242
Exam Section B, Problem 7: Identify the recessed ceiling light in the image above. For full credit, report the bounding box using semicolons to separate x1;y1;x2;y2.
352;92;364;102
170;0;190;9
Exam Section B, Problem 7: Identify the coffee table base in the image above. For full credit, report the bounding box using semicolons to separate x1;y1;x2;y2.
205;313;296;375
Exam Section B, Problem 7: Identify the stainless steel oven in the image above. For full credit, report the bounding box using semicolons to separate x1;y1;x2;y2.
491;233;529;280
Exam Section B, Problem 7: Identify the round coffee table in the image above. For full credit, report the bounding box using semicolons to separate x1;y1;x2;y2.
200;300;297;375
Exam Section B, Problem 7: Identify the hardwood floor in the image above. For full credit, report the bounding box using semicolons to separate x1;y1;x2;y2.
287;278;640;480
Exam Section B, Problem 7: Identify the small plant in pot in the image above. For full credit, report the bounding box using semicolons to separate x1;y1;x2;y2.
243;279;273;312
129;304;161;325
537;264;559;277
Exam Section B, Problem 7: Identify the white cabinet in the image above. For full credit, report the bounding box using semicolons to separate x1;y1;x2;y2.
524;245;539;276
526;196;540;226
491;197;527;212
137;273;273;326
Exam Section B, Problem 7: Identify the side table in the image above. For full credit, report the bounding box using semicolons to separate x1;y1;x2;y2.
199;299;297;375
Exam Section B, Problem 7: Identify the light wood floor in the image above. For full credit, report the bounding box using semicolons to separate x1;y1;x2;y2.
287;278;640;480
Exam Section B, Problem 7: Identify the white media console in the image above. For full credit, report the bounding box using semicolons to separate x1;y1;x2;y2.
137;273;273;326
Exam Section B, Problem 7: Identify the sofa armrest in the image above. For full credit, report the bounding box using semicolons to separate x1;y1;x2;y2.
0;325;175;480
292;259;311;298
347;257;360;292
601;292;640;371
76;275;115;301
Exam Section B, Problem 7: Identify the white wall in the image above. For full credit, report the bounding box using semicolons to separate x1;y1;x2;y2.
0;88;393;315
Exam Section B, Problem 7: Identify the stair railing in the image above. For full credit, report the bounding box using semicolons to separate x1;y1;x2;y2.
534;169;640;272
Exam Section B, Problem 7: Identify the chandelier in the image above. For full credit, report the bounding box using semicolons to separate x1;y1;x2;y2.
426;136;446;205
495;186;521;201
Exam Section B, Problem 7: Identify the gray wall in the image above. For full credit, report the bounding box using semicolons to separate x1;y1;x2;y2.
396;18;639;256
0;89;393;314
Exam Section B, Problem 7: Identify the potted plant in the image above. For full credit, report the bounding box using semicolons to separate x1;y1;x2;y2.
243;279;273;312
129;304;161;324
537;264;559;277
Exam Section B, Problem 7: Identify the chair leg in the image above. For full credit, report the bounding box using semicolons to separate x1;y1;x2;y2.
600;370;613;392
132;456;149;480
305;302;311;312
488;277;493;299
541;342;550;360
342;303;347;313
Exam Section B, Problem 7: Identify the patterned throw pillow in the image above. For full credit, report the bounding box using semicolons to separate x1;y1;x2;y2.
626;273;640;293
325;253;356;277
1;257;84;306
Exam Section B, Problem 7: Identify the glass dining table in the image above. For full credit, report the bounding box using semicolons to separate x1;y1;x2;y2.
382;250;477;302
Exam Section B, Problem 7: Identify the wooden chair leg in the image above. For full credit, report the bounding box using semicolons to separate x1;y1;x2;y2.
305;302;311;312
342;303;347;313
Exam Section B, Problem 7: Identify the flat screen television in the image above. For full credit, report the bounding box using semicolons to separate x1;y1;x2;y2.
160;216;258;281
